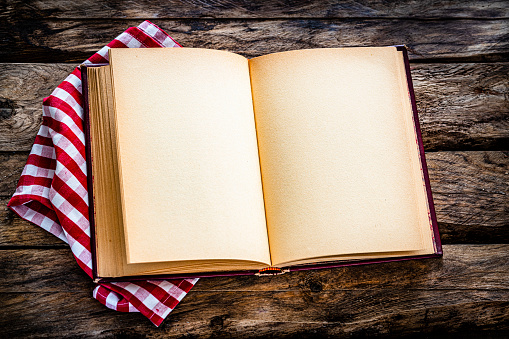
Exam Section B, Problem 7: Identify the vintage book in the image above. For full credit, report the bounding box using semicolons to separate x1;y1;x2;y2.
82;46;442;282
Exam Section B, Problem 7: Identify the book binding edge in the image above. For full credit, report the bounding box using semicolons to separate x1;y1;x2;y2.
395;45;442;256
81;65;100;281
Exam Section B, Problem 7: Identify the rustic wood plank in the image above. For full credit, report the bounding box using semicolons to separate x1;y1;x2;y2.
1;288;508;337
0;152;27;198
0;245;507;337
1;19;508;63
0;248;89;293
0;198;67;247
1;63;507;152
412;63;509;151
1;151;507;246
0;244;507;292
3;0;509;19
0;64;76;152
1;291;508;338
426;151;509;244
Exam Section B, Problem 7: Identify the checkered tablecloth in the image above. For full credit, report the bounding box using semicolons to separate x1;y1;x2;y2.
8;20;198;326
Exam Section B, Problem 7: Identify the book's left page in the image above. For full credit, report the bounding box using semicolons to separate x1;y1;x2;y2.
107;48;270;268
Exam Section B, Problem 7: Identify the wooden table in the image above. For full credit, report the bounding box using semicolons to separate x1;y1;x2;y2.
1;1;508;337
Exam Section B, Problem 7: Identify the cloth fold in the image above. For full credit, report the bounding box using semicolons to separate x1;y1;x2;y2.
8;20;198;326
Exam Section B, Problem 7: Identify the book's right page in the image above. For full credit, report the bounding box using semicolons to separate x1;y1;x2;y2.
249;47;435;266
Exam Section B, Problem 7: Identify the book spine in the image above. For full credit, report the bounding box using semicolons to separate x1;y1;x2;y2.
255;267;290;276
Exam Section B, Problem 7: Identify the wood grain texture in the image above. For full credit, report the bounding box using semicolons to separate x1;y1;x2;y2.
0;64;76;152
1;151;507;246
0;245;507;338
1;19;508;63
0;152;27;198
1;245;507;293
3;0;509;19
2;290;507;338
426;151;509;244
0;198;67;247
412;63;509;151
1;63;507;152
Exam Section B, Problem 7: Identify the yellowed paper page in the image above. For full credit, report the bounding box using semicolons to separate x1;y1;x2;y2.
109;48;270;265
87;66;126;277
249;47;431;265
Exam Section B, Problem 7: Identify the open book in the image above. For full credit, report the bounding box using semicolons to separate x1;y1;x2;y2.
83;46;441;281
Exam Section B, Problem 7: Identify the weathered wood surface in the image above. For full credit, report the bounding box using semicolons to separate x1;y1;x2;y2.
1;245;508;338
3;289;507;338
0;64;76;152
1;151;508;247
428;151;509;243
1;63;507;152
0;152;28;198
412;63;509;151
2;245;508;292
4;0;509;19
0;197;67;248
1;0;508;337
1;19;508;63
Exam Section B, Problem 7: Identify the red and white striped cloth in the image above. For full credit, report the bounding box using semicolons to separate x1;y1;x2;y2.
8;20;198;326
